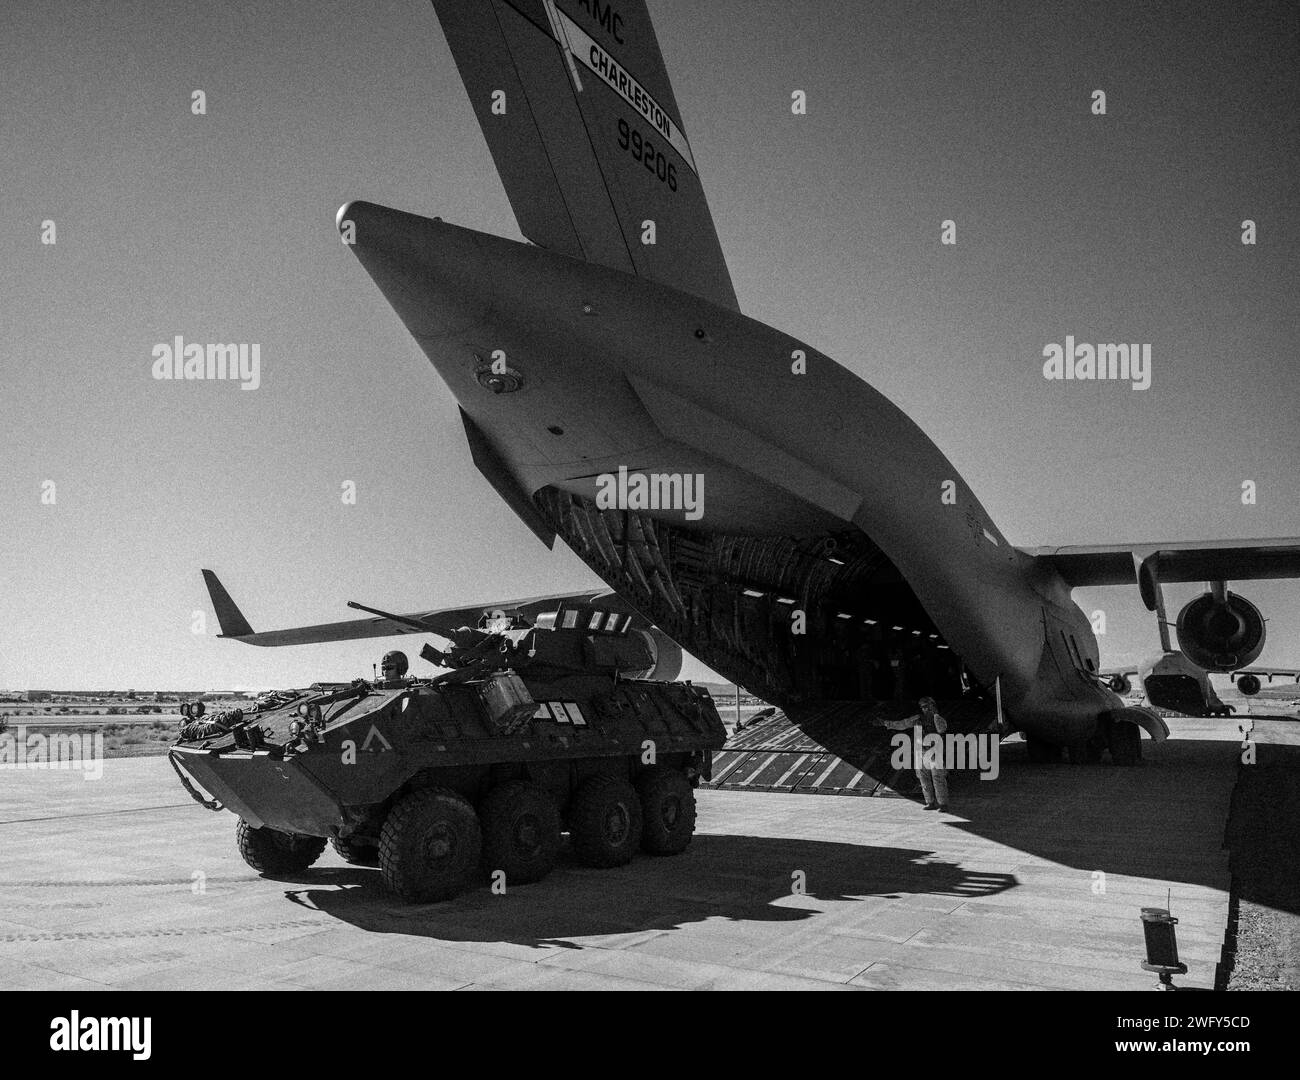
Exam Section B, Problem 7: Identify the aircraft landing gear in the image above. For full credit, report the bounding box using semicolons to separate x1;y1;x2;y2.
1025;735;1063;763
1028;736;1105;764
1106;719;1143;766
1067;739;1103;765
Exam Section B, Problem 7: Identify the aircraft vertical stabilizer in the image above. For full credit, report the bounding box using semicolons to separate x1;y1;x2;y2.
430;0;739;311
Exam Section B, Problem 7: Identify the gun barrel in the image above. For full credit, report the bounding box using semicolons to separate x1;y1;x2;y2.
346;600;439;635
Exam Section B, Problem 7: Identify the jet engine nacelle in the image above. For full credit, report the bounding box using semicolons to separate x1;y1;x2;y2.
1175;590;1265;672
1236;673;1262;696
1108;674;1132;695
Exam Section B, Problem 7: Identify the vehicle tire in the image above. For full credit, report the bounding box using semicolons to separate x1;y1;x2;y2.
636;766;697;855
379;787;482;902
236;820;327;875
1108;720;1143;766
331;835;380;867
569;775;642;868
1026;735;1062;763
479;780;561;885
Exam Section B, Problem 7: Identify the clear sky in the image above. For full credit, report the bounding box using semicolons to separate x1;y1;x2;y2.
3;0;1298;690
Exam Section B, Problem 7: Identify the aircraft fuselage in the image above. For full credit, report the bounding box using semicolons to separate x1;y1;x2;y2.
344;200;1122;743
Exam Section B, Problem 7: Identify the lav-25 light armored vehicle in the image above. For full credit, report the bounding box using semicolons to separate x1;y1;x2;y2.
170;597;726;902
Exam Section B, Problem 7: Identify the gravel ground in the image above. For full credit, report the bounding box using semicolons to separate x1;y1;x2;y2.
1222;745;1300;991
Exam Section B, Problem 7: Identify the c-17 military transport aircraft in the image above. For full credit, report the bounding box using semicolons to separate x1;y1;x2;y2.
205;0;1300;768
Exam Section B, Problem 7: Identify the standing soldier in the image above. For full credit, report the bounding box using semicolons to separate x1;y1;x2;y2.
915;696;949;811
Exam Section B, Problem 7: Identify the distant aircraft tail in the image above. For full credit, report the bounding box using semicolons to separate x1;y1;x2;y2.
430;0;739;311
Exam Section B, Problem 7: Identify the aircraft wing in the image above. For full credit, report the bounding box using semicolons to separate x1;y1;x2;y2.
1025;537;1300;587
1102;664;1300;684
201;569;633;647
1229;667;1300;685
428;0;738;311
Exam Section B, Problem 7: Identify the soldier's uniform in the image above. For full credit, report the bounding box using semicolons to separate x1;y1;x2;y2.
914;698;949;811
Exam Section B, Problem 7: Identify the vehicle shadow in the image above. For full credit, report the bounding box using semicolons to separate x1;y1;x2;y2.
257;721;1290;949
278;833;1015;949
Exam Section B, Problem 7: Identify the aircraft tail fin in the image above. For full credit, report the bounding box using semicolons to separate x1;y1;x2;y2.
430;0;739;311
202;569;255;638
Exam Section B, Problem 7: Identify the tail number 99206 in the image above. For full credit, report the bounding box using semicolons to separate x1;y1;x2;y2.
617;117;678;192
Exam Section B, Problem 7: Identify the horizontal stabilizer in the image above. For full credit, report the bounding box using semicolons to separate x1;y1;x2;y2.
201;571;633;647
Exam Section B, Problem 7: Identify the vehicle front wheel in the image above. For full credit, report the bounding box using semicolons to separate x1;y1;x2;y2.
236;820;327;875
331;834;380;867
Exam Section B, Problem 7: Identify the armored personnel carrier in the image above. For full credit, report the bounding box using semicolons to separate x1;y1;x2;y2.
169;599;726;902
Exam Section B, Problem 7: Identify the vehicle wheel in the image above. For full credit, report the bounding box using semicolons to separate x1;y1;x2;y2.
1108;721;1143;766
331;834;380;867
1026;735;1062;763
636;766;697;855
236;820;327;875
569;775;642;868
479;780;561;885
1066;740;1102;765
379;787;482;902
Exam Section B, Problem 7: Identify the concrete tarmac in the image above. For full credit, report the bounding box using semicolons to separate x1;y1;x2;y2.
0;717;1278;991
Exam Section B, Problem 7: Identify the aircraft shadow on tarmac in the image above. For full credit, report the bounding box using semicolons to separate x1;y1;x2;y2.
271;834;1015;949
918;737;1300;919
719;708;1299;917
1222;742;1300;916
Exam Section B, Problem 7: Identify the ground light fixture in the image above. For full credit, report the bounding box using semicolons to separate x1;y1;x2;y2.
1139;906;1188;990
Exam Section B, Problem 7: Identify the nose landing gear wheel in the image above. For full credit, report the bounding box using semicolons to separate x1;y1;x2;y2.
1026;735;1063;763
1107;720;1143;766
1066;740;1103;765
